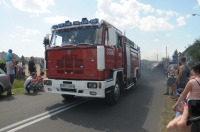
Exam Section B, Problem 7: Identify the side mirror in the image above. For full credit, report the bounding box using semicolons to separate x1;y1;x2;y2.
43;37;49;45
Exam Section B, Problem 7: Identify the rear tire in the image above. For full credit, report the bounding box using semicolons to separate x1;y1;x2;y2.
61;94;75;100
105;79;120;105
0;86;3;96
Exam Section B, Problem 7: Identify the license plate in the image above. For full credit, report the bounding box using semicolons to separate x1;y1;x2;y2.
60;84;75;89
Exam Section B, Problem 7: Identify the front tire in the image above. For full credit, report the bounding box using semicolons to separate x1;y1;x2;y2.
105;79;120;105
61;94;75;100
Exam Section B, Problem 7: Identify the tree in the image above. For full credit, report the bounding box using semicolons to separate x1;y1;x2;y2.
186;38;200;62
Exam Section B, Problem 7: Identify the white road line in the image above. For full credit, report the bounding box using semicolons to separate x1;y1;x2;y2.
0;99;90;132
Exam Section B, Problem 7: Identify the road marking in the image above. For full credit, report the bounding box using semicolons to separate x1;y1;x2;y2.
0;99;90;132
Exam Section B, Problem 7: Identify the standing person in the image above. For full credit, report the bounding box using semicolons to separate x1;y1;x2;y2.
163;64;179;95
5;49;13;62
28;56;36;74
172;57;190;101
6;60;15;95
40;60;44;73
172;64;200;111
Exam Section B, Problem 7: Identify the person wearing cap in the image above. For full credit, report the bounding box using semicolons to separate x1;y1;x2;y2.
5;49;13;62
5;49;15;95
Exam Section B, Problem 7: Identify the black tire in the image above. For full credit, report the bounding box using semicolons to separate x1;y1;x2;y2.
61;94;75;100
133;77;137;86
105;79;120;105
0;86;3;96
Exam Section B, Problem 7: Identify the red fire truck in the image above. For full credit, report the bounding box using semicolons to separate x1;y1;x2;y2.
43;18;141;104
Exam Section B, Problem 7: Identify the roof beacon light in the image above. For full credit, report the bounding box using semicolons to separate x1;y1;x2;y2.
90;18;99;24
73;21;80;25
81;18;89;24
58;23;65;28
52;25;58;30
65;20;72;27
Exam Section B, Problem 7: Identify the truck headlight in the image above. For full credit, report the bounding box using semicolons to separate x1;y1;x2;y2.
87;82;97;88
44;80;52;86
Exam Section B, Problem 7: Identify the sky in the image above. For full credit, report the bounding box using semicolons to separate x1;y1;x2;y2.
0;0;200;61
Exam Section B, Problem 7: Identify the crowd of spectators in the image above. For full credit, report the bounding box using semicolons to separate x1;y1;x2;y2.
165;57;200;132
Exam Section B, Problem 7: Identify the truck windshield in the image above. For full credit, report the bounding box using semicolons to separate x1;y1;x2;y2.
50;26;103;47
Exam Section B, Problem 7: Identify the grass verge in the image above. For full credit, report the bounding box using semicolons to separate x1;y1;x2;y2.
160;95;176;132
3;77;26;95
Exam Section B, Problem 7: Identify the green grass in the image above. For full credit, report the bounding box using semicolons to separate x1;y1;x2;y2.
12;77;26;95
2;76;27;95
160;96;176;132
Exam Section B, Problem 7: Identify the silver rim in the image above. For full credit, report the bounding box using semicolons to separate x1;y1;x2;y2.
114;83;120;100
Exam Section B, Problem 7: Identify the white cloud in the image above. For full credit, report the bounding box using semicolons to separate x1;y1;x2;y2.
156;9;163;15
153;38;160;42
166;10;178;17
44;16;71;24
197;0;200;5
139;16;174;31
22;39;33;42
96;0;175;31
166;33;171;37
176;16;186;26
186;34;191;38
16;25;41;36
0;0;10;8
11;0;54;14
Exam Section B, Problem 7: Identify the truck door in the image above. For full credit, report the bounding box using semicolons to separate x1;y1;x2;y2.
126;45;131;79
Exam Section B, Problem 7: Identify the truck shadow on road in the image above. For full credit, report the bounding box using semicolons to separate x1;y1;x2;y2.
44;69;164;132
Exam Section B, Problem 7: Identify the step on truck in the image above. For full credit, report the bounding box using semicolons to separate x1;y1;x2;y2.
43;18;141;104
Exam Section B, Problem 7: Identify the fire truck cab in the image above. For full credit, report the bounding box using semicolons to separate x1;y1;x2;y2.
43;18;141;104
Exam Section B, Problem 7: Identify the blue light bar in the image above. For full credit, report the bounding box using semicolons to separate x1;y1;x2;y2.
81;18;89;24
90;18;99;24
73;21;80;25
65;20;72;27
58;23;65;28
52;25;58;30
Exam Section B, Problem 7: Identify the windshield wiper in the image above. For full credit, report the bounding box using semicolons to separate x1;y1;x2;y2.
77;43;93;46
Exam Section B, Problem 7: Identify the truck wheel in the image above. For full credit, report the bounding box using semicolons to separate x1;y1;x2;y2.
61;94;75;100
105;79;120;105
0;86;3;96
133;77;137;86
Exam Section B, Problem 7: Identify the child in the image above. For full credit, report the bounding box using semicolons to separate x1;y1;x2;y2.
35;72;45;91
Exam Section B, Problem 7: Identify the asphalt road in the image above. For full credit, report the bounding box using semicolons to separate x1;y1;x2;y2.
0;69;166;132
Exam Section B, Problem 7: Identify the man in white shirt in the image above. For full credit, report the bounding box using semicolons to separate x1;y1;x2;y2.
24;72;37;93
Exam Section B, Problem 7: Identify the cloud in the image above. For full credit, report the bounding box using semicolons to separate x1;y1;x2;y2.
16;25;41;36
22;39;33;42
176;16;186;26
96;0;176;31
139;16;174;31
166;33;171;37
166;10;179;17
11;0;54;14
0;0;10;8
197;0;200;5
186;34;191;38
44;16;71;24
153;38;160;42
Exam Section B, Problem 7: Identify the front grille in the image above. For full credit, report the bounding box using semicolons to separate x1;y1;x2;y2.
61;88;77;93
56;55;84;74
